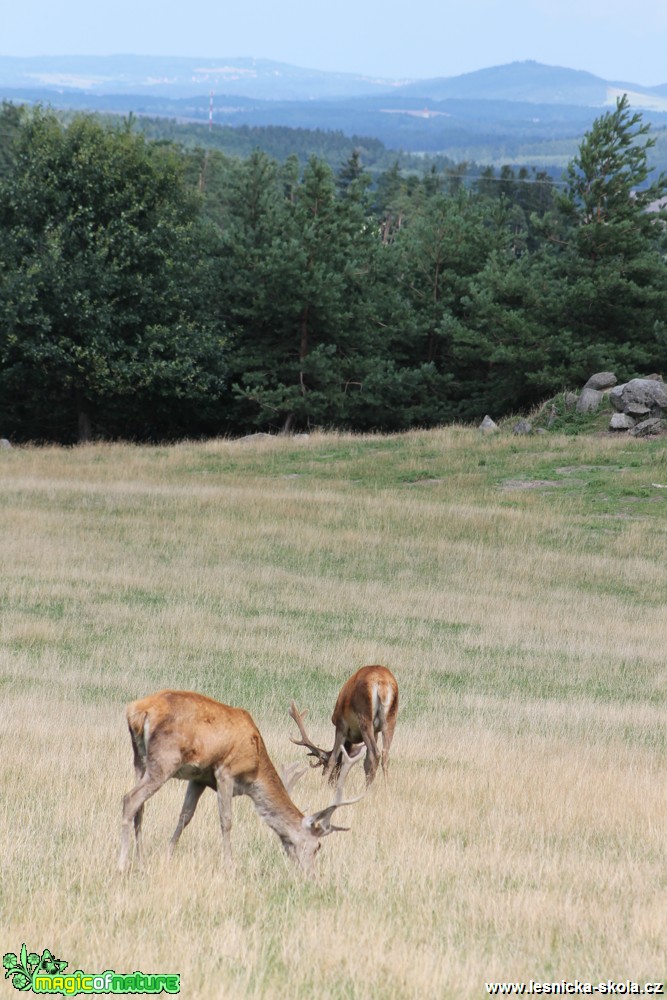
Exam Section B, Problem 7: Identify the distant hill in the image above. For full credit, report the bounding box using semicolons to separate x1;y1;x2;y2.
1;54;665;108
0;54;407;100
2;55;667;167
397;61;610;106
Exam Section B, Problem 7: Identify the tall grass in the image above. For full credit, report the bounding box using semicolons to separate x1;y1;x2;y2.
1;429;666;998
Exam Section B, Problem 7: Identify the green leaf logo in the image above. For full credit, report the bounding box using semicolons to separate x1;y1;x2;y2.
3;943;67;991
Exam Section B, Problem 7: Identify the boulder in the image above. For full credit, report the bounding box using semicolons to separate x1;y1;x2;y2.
479;415;498;433
512;419;532;435
584;372;617;391
624;402;651;417
629;417;667;437
609;413;636;431
608;385;625;412
576;387;603;413
613;378;667;415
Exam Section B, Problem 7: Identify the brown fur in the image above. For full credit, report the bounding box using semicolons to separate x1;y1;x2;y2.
119;689;362;874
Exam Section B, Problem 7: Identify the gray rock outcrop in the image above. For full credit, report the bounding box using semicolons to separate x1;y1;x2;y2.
564;371;666;434
608;376;667;433
576;387;604;413
584;372;617;391
609;413;636;431
609;378;667;413
575;372;619;414
629;417;667;437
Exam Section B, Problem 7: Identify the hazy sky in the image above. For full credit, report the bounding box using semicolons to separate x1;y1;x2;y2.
3;0;667;86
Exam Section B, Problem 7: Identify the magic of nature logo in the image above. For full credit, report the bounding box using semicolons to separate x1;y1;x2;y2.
3;944;180;994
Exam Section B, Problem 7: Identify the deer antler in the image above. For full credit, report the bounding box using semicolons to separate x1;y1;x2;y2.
288;701;330;769
305;746;366;836
280;761;308;796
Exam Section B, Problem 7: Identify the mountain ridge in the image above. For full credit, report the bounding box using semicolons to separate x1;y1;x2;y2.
1;54;666;107
3;56;667;165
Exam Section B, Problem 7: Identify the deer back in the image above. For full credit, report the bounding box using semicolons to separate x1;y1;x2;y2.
332;665;398;737
127;689;264;784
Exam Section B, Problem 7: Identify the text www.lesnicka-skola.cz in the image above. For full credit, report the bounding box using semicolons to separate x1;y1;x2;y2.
485;981;665;996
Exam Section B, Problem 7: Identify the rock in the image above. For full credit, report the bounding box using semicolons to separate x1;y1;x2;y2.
608;385;625;412
624;402;651;417
576;387;603;413
512;419;532;435
629;417;667;437
628;378;667;411
584;372;617;391
0;438;11;448
238;432;273;441
547;405;558;428
479;415;498;432
615;378;667;414
609;413;636;431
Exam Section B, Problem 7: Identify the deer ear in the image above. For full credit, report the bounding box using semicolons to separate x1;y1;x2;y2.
303;815;350;837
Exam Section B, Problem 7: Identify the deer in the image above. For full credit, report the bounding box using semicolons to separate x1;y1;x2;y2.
118;689;364;874
289;665;398;787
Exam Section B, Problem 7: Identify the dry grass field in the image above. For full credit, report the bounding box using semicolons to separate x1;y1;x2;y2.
1;428;666;998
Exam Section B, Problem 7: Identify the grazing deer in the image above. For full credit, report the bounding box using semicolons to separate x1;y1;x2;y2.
118;689;363;874
290;665;398;787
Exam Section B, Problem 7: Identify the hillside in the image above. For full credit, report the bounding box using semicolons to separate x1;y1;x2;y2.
2;54;666;107
2;55;667;167
0;54;406;100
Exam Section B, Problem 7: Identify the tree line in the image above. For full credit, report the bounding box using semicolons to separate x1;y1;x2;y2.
0;97;666;443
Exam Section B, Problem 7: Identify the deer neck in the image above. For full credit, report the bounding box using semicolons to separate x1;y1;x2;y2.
247;757;305;847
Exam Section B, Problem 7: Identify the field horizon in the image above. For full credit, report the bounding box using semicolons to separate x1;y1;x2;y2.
2;427;666;998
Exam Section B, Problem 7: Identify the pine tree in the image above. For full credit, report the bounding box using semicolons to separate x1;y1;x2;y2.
554;95;667;378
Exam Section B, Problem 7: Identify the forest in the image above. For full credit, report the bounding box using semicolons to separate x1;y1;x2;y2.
0;96;666;443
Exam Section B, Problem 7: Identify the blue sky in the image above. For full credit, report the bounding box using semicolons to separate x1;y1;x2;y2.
3;0;667;86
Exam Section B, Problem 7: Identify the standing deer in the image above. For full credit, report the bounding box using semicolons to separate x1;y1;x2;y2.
118;689;363;874
290;665;398;787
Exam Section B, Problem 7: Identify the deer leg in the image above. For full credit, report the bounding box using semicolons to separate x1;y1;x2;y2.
168;781;206;856
214;768;235;866
379;701;398;785
379;717;397;785
128;736;148;862
130;761;147;863
359;725;381;786
119;771;166;872
324;729;346;785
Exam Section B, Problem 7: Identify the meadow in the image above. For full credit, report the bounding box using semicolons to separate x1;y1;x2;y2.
1;427;666;998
